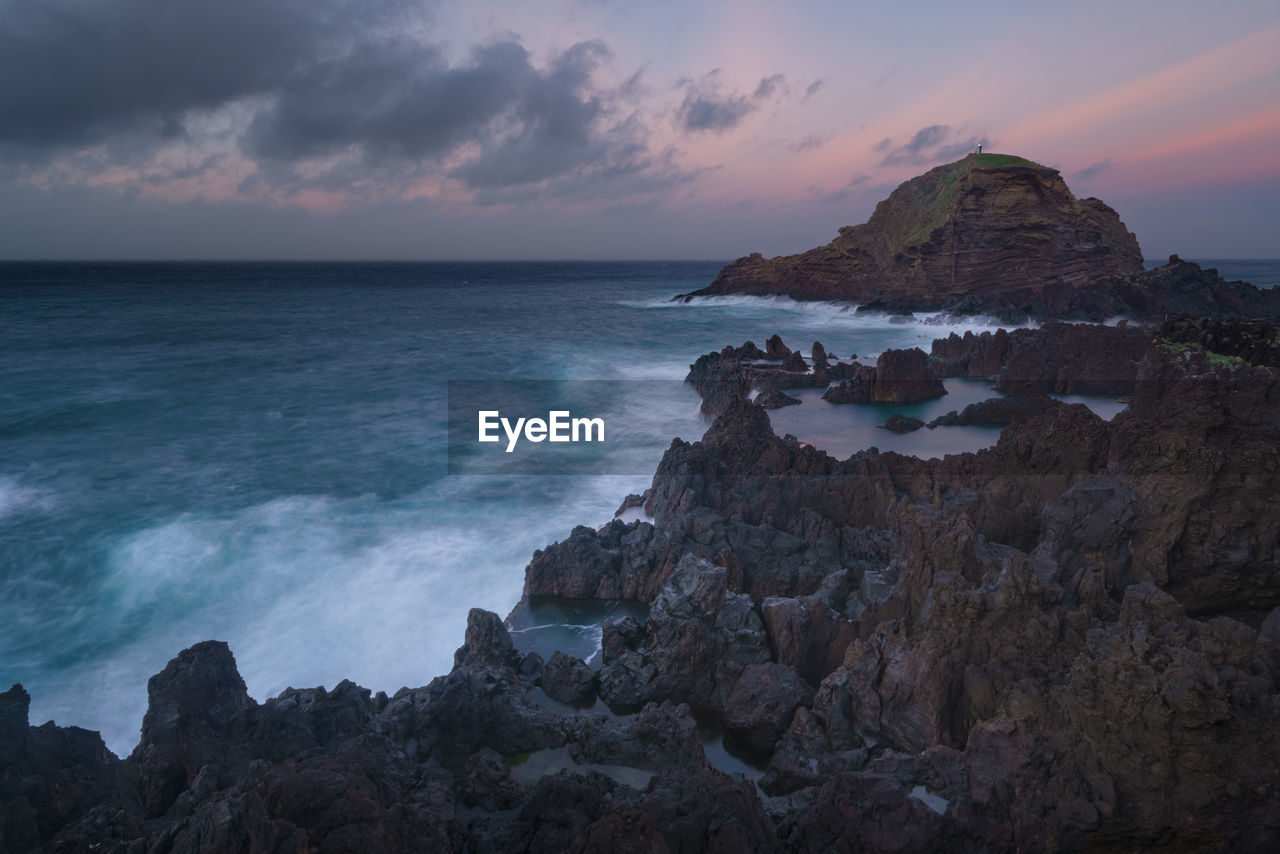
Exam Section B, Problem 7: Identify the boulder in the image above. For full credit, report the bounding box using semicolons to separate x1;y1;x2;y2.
782;350;809;373
133;640;256;817
928;395;1065;427
821;349;945;404
523;520;666;601
599;555;771;710
541;651;598;705
454;608;517;670
723;663;816;752
765;334;791;359
873;348;947;403
883;413;925;433
756;387;802;409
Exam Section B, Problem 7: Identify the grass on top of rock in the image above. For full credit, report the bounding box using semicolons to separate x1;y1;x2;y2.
968;152;1046;170
891;153;1052;247
893;163;965;247
1156;315;1280;370
1159;340;1248;370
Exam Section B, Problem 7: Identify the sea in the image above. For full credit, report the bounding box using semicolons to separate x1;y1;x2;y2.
2;258;1276;757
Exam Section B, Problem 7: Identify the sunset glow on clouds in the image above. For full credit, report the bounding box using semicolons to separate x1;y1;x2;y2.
1;0;1277;258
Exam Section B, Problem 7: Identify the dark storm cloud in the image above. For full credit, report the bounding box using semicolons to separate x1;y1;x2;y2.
248;36;666;196
877;124;982;166
1074;158;1116;182
447;42;610;187
675;71;786;134
244;39;529;162
0;0;685;202
249;37;611;183
0;0;407;151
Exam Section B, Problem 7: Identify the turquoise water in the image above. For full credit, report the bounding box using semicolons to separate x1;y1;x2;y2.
2;259;1273;754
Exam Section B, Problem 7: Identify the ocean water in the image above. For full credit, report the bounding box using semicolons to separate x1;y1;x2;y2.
2;259;1275;755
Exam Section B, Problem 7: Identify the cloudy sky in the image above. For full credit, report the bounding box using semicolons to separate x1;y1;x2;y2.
1;0;1277;259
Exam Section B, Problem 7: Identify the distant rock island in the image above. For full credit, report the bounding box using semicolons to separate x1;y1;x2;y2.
682;153;1280;322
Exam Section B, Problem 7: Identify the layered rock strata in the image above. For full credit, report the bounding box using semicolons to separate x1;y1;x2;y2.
680;151;1280;323
686;153;1144;312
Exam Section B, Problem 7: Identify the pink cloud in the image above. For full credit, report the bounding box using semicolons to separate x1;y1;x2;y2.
1005;26;1280;165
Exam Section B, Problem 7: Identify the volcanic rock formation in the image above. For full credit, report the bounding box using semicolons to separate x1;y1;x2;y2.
684;153;1143;309
681;155;1280;322
5;318;1280;852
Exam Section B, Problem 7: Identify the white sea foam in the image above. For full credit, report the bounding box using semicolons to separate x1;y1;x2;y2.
609;359;690;381
614;505;653;524
26;474;648;756
616;293;861;313
0;476;56;519
620;294;1034;342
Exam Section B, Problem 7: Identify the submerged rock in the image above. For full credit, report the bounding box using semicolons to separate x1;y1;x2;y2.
882;413;925;433
756;387;802;409
928;395;1065;427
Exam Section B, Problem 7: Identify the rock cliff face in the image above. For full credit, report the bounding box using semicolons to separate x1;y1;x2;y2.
687;153;1144;309
930;321;1151;396
523;319;1280;849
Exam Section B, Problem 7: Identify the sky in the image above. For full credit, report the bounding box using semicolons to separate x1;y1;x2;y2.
1;0;1277;260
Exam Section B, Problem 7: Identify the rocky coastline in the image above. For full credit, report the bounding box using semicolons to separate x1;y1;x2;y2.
5;312;1280;852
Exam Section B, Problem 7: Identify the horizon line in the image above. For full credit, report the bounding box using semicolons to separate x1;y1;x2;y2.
2;256;1279;264
0;257;737;264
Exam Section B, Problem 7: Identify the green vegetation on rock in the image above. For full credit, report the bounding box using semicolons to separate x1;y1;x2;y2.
895;163;963;247
969;152;1046;170
1155;316;1280;371
889;152;1052;249
1160;340;1248;370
